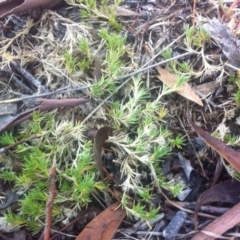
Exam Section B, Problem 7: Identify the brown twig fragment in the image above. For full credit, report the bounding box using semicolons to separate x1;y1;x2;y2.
36;98;89;111
44;166;57;240
0;134;38;153
0;85;91;104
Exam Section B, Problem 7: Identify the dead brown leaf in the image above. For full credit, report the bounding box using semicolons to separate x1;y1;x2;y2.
75;202;126;240
195;81;220;97
36;98;89;111
156;66;203;106
0;98;89;133
193;201;240;240
0;0;62;19
116;6;140;17
194;180;240;230
94;126;111;179
188;118;240;172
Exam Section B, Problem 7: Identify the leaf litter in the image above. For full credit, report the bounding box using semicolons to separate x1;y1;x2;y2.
0;0;240;239
156;65;203;106
76;202;126;240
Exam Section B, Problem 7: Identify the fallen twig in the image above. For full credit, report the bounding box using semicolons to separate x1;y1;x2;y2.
0;134;38;153
0;85;91;104
44;166;57;240
36;98;89;111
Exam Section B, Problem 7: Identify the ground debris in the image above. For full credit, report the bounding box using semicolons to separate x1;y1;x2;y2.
163;211;187;240
76;202;126;240
203;18;240;68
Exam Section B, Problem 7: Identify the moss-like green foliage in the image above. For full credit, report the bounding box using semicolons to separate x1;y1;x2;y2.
0;112;105;232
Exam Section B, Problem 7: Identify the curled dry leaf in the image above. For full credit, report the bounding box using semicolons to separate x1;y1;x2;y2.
0;0;62;19
94;126;111;179
75;202;126;240
188;118;240;172
155;66;203;106
0;98;89;133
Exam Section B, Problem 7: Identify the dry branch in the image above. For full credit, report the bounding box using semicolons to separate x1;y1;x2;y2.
44;166;57;240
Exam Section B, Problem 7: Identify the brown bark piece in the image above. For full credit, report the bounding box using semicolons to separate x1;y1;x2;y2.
202;18;240;68
36;98;89;111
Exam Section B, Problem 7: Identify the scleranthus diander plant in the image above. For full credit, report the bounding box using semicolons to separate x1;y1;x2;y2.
0;0;189;232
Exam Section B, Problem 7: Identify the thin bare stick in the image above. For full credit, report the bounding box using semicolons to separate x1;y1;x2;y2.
2;52;191;107
141;33;185;68
82;52;193;124
44;166;57;240
116;52;192;81
0;134;38;153
0;85;91;104
225;62;240;72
